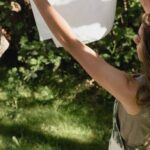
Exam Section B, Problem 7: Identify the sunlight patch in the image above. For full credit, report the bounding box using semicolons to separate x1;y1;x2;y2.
41;123;95;143
0;91;7;101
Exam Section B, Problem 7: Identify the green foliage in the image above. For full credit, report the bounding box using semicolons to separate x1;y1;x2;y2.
0;0;142;149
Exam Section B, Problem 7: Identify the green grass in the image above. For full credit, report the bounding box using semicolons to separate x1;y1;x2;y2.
0;72;114;150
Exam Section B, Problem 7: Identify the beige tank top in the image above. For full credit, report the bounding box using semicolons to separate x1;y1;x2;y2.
117;75;150;148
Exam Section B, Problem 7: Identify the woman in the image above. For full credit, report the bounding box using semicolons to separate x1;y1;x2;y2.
33;0;150;149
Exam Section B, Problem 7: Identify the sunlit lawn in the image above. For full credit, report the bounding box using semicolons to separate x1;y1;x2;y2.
0;72;113;150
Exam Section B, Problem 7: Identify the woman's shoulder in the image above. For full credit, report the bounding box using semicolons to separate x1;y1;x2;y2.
132;74;149;110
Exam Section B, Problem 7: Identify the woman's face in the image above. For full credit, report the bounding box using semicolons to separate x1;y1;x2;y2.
133;24;144;62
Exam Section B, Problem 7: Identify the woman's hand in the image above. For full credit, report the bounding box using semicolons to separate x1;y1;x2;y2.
140;0;150;13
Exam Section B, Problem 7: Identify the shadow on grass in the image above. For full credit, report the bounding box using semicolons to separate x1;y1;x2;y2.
0;123;107;150
17;99;54;108
59;85;114;123
0;99;54;109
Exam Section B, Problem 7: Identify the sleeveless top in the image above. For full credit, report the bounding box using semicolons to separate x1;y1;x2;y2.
118;102;150;149
109;75;150;150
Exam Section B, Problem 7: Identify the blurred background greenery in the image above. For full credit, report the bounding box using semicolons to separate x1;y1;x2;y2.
0;0;142;149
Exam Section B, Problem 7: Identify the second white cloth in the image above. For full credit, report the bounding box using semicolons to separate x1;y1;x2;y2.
30;0;117;47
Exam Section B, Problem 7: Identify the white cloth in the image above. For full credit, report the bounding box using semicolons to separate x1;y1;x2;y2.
0;35;9;57
109;137;124;150
30;0;117;47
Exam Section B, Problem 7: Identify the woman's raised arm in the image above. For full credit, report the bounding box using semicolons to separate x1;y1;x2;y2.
140;0;150;13
33;0;140;115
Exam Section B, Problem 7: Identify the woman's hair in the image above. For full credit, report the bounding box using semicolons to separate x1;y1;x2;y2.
136;13;150;106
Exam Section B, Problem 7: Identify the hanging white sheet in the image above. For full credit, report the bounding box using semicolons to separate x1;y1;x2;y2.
30;0;117;47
